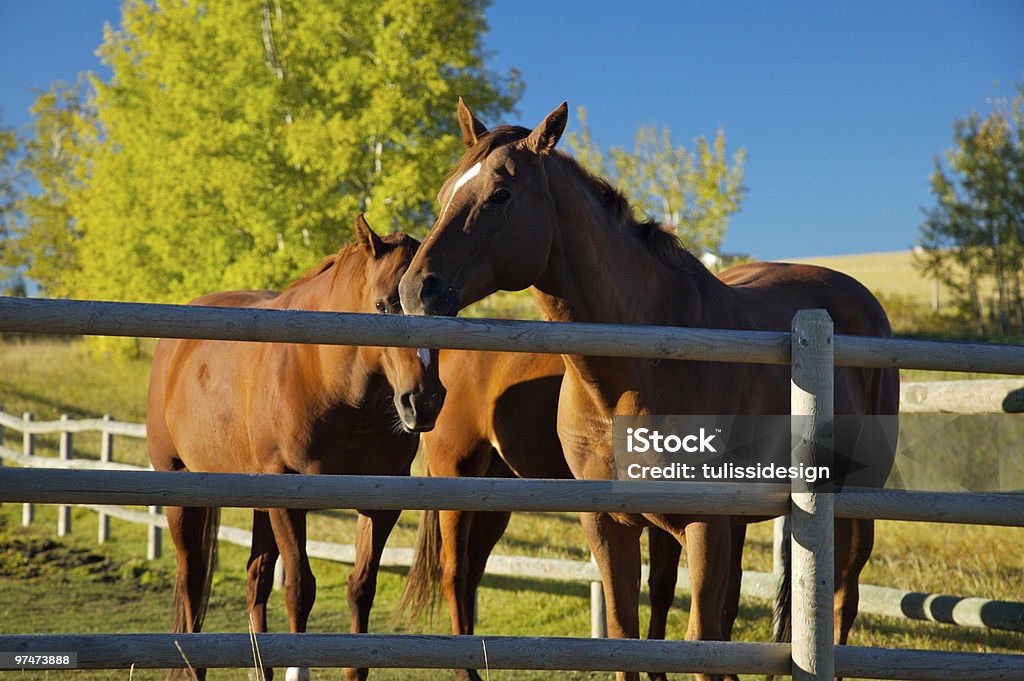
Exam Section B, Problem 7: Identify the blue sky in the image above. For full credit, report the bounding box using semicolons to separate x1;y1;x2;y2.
1;1;1022;259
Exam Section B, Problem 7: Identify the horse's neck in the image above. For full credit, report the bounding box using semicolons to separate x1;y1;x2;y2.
530;161;738;407
533;163;734;327
271;254;378;408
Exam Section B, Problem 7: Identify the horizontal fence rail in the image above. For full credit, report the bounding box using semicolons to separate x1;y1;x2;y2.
834;491;1024;526
0;634;791;676
0;411;146;437
0;634;1021;680
899;379;1024;413
0;468;789;516
1;296;1023;373
2;468;1021;527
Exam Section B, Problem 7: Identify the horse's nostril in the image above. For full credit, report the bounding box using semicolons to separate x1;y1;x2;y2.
420;275;441;300
399;391;414;411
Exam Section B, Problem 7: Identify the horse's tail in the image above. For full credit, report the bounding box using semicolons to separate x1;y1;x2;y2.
395;507;443;627
170;506;221;632
766;518;792;681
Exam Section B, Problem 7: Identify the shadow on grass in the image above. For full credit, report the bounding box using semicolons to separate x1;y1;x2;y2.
0;382;104;420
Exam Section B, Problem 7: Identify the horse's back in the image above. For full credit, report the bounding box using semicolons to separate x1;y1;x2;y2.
719;261;892;337
720;261;899;475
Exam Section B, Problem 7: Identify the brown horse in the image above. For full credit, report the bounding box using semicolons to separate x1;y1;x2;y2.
400;349;686;681
399;100;899;681
147;215;446;681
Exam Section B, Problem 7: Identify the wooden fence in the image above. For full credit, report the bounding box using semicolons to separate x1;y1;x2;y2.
0;296;1022;680
3;392;1024;634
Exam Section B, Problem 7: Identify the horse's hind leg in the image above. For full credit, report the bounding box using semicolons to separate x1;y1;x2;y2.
834;517;874;645
347;508;402;681
464;508;511;630
246;510;279;681
646;526;681;681
463;453;515;635
268;507;315;681
166;504;216;681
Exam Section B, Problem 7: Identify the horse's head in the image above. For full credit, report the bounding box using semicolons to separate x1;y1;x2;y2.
349;214;445;432
400;99;569;316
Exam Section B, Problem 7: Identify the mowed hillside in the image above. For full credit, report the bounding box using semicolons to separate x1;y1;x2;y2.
782;250;937;307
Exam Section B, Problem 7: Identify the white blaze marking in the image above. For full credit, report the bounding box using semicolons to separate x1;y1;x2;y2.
417;347;432;371
438;162;482;223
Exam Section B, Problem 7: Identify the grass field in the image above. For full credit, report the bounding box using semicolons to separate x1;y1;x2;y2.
0;326;1022;679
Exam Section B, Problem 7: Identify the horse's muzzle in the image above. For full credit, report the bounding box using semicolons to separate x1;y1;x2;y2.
400;272;460;317
395;387;446;433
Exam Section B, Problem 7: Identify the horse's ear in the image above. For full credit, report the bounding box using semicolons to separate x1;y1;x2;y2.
457;96;488;147
526;102;568;155
353;213;384;258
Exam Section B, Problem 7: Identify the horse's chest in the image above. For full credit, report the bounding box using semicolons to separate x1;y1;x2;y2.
284;401;417;476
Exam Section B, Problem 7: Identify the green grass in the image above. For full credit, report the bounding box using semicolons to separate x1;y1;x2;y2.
1;332;1023;679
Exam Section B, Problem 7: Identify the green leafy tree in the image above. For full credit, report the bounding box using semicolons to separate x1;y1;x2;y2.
565;106;746;259
0;116;20;293
6;81;93;297
916;84;1024;337
20;0;519;306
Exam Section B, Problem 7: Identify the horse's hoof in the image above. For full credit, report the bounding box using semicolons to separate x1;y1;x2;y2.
285;668;310;681
458;669;485;681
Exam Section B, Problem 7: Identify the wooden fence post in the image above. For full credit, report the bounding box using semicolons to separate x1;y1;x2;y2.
98;415;114;543
22;412;34;526
772;515;789;575
148;506;162;560
791;310;835;681
274;555;285;590
589;553;607;638
57;415;73;537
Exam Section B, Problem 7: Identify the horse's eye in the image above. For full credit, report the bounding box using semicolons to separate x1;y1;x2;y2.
375;300;387;313
490;188;511;205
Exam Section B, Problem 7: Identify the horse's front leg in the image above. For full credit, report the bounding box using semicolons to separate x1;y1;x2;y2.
646;526;682;681
268;507;315;681
347;508;402;681
683;515;734;681
580;511;643;681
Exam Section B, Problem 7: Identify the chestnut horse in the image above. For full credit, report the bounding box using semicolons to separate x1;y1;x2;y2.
399;101;899;681
400;349;685;681
147;215;445;681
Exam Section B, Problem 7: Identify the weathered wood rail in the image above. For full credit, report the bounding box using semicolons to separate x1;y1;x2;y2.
0;295;1022;679
1;296;1023;373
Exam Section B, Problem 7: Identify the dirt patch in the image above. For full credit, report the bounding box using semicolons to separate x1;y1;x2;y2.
0;517;170;589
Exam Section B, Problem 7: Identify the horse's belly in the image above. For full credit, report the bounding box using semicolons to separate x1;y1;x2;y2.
163;345;252;472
